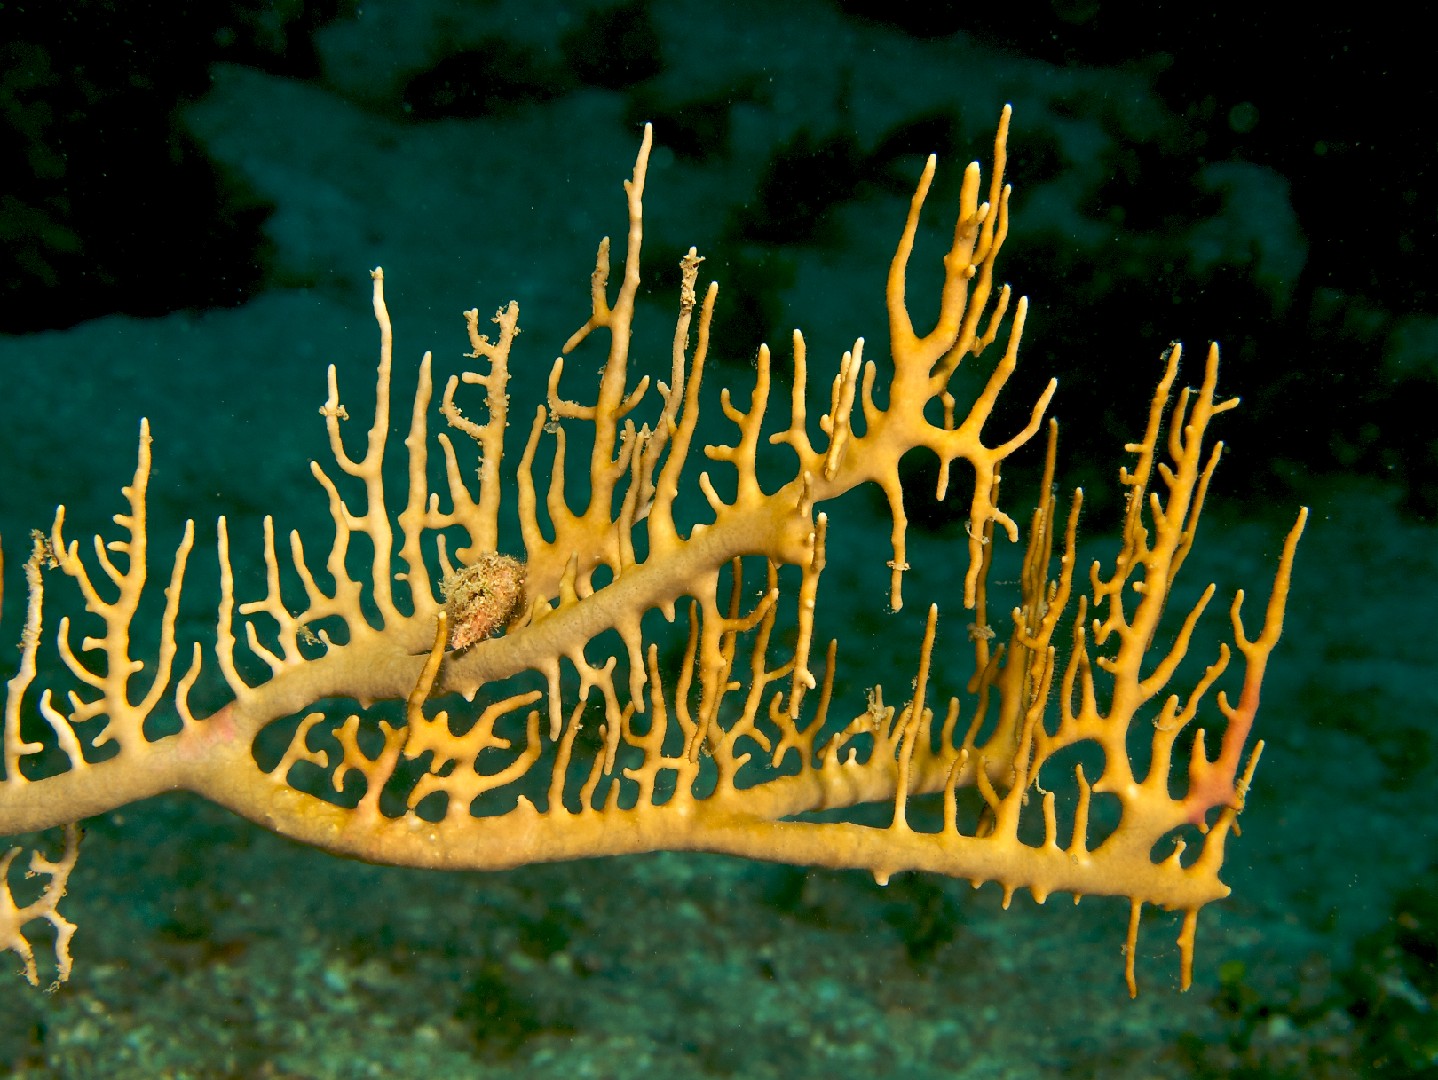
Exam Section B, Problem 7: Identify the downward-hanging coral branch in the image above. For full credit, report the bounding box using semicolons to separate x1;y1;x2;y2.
0;107;1304;994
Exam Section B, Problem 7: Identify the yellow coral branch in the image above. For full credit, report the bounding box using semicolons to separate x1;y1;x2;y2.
0;109;1305;994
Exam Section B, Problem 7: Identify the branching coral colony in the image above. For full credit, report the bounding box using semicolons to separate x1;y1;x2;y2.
0;108;1305;994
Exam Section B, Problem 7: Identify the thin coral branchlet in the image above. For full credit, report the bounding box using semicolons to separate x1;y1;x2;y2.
0;107;1305;994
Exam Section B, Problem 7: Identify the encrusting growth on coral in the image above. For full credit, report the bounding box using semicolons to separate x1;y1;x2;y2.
0;108;1305;995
